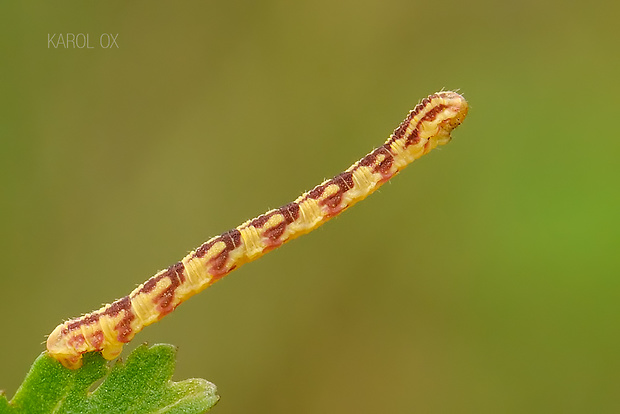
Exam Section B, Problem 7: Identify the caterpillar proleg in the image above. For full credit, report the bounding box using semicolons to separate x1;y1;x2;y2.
47;91;469;369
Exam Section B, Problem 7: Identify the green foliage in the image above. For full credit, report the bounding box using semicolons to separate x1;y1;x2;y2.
0;344;219;414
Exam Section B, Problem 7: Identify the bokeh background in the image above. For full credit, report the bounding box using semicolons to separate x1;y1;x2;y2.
1;1;619;412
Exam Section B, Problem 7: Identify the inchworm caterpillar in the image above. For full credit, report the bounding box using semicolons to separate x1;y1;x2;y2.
47;91;468;369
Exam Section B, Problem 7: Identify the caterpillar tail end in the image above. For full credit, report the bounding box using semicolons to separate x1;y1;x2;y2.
47;324;85;369
47;320;125;369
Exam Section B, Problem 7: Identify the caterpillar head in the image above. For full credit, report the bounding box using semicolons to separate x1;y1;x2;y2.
424;91;469;149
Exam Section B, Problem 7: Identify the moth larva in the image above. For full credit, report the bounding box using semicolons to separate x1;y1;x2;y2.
47;91;469;369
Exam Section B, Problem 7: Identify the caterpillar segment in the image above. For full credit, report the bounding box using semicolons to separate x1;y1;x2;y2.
47;91;469;369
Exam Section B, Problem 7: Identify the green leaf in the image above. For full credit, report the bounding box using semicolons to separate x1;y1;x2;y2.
0;344;219;414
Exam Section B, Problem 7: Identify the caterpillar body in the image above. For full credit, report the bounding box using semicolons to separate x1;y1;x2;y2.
47;91;469;369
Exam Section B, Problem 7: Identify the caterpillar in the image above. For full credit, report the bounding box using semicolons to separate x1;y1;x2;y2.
47;91;469;369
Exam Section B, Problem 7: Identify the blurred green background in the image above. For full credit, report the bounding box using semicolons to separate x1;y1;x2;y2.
1;1;619;412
